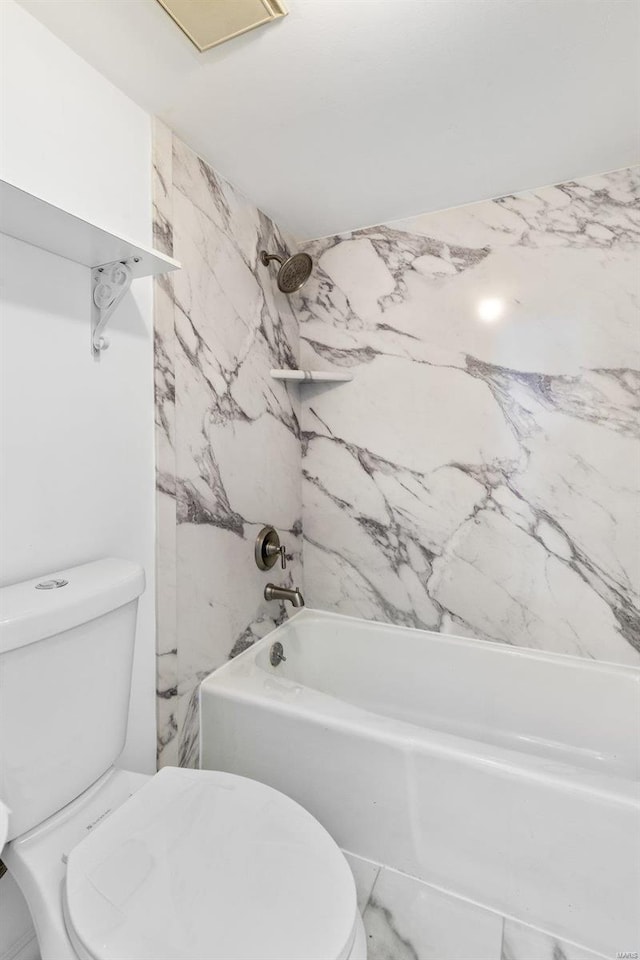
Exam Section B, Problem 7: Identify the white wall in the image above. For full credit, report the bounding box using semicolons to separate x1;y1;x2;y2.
1;0;151;242
0;8;156;954
0;0;156;772
0;237;156;772
0;9;157;957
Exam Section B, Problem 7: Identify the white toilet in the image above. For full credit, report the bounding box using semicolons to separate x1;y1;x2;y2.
0;559;367;960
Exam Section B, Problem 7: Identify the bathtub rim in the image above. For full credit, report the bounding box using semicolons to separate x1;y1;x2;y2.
199;610;639;806
258;607;640;677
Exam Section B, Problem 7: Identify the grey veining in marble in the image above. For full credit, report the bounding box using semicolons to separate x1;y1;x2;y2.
152;120;303;766
358;864;610;960
342;851;381;915
501;918;608;960
363;866;504;960
299;167;640;665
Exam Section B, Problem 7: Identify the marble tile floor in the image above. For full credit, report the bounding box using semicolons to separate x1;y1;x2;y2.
343;852;610;960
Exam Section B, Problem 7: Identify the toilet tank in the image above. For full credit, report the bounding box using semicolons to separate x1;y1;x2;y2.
0;559;145;841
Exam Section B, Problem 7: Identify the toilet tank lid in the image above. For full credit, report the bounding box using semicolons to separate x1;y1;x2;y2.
0;559;145;654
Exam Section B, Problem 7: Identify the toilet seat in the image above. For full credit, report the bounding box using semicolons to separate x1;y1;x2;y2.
64;767;358;960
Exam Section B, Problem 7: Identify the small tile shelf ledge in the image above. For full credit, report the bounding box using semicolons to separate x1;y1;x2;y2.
270;369;354;383
0;178;181;357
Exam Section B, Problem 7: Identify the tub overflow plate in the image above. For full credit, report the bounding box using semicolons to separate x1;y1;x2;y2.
270;641;287;667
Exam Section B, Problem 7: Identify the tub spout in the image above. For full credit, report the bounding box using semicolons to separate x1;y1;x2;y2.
264;583;305;608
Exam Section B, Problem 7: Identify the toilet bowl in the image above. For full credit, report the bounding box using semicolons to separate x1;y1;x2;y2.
0;560;366;960
6;766;366;960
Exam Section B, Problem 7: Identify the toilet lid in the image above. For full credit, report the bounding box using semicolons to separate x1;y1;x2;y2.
64;767;357;960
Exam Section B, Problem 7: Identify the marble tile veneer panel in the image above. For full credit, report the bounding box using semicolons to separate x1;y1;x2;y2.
343;850;381;914
363;865;504;960
299;168;640;665
501;918;609;960
343;854;611;960
153;122;303;766
153;118;179;768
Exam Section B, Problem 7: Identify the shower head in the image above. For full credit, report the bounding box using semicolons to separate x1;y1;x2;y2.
260;250;313;294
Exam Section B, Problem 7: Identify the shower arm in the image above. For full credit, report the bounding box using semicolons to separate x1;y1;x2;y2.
260;251;284;267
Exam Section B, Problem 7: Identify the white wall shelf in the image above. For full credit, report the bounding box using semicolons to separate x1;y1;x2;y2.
270;369;354;383
0;178;181;356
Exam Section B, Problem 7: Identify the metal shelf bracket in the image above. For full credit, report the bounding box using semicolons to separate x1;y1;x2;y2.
91;258;138;357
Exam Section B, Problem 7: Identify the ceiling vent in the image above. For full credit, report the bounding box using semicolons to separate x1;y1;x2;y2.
155;0;287;52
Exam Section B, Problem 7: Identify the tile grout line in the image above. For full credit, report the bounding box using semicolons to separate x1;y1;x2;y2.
363;863;382;912
499;914;507;960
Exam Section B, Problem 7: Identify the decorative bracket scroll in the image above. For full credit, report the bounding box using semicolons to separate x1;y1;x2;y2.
91;258;138;357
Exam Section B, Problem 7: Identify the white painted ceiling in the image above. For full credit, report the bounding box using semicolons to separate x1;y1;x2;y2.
17;0;640;240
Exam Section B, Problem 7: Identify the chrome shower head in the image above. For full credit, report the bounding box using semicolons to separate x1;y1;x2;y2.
260;250;313;294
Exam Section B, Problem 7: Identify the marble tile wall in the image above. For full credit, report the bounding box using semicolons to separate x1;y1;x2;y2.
299;168;640;665
152;121;303;766
153;145;639;754
151;136;636;954
344;852;609;960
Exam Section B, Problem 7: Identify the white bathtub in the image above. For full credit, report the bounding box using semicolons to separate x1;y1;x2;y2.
200;609;640;957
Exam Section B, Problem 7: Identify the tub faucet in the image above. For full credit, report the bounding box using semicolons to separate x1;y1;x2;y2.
264;583;305;608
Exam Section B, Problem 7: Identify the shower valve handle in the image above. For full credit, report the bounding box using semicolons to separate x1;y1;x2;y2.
265;541;287;570
255;526;288;571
